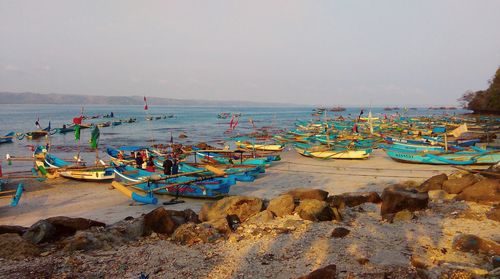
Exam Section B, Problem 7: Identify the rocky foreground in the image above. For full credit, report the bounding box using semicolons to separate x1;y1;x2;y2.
0;169;499;279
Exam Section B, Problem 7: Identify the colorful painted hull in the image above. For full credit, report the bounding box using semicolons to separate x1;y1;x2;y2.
235;141;284;152
0;132;15;144
385;150;500;165
294;143;371;159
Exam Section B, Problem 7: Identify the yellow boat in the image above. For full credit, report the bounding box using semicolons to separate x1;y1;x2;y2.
236;141;284;152
59;169;115;182
294;144;371;159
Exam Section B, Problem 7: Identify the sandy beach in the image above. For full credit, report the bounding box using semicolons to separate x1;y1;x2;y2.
0;149;461;227
2;149;498;278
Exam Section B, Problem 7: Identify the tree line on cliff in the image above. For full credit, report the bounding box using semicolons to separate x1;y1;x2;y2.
459;66;500;114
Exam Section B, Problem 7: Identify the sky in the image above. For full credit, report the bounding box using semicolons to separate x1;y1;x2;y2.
1;1;499;106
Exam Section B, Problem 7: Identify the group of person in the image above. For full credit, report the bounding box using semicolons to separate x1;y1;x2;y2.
116;149;179;175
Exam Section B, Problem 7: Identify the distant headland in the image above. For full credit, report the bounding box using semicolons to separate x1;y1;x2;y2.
0;92;293;107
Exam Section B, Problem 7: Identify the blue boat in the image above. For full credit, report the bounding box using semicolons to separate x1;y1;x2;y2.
113;164;235;198
385;148;500;165
0;132;15;144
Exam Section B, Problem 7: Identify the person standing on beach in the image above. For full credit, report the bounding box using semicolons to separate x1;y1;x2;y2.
135;153;144;169
163;157;173;175
171;159;179;175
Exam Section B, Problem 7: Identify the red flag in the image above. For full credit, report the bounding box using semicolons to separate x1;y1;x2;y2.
144;96;148;110
229;115;235;129
73;116;83;125
232;116;239;130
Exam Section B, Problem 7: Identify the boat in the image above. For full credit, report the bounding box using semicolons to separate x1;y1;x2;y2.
294;142;372;159
113;164;234;198
329;106;346;112
385;148;500;165
235;141;284;152
37;151;115;181
0;132;15;144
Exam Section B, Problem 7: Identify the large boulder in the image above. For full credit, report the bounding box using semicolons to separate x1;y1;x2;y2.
203;217;232;235
0;233;40;260
267;194;296;217
416;173;448;192
326;192;381;209
452;234;500;255
295;199;333;221
380;185;429;220
171;223;222;245
442;174;479;194
0;225;28;236
456;179;500;203
285;188;328;201
245;210;274;225
23;217;106;244
61;229;126;252
298;264;336;279
199;196;263;222
143;207;199;236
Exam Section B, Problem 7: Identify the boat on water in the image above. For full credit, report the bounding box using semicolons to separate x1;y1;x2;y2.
0;132;15;144
294;142;372;159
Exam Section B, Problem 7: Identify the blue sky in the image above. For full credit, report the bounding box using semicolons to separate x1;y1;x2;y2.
1;0;499;106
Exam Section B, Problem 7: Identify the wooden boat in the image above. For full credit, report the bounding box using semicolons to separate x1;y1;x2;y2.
112;121;122;126
113;164;234;198
294;143;371;159
0;132;15;144
385;148;500;165
97;122;111;128
235;141;284;152
40;153;115;181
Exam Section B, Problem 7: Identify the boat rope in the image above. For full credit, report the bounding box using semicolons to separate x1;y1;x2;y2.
271;167;444;179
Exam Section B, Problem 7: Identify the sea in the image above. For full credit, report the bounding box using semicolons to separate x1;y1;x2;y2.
0;104;467;172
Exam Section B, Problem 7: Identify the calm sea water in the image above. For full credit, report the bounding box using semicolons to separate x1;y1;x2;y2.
0;104;467;172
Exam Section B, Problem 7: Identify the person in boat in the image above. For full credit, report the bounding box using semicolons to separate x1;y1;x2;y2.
146;156;155;172
117;151;124;160
171;159;179;175
135;152;144;169
62;124;67;129
163;157;173;175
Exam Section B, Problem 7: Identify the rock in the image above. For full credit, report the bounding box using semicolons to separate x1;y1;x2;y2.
267;194;295;217
109;217;145;240
486;205;500;222
416;173;448;192
23;216;106;244
393;209;414;222
295;199;333;221
23;220;56;244
61;229;125;252
199;196;263;222
245;210;274;225
452;234;500;255
410;255;429;269
171;223;222;245
0;225;28;235
493;255;500;269
356;257;369;265
326;192;381;209
143;207;199;236
226;214;241;231
428;190;457;201
203;217;231;235
0;233;40;260
285;188;329;201
442;174;479;194
298;264;336;279
456;179;500;204
330;227;350;238
380;185;429;220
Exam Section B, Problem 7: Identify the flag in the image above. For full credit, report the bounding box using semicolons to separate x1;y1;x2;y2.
232;116;239;130
229;115;235;129
74;124;81;142
451;124;468;138
73;116;83;125
249;117;255;128
368;110;374;134
353;123;359;133
144;96;148;110
90;126;100;149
